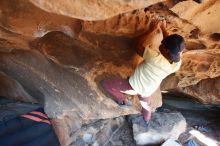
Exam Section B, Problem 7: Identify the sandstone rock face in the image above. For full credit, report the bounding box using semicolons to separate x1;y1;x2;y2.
180;77;220;104
0;1;141;142
82;4;197;38
80;1;220;104
130;112;186;145
0;71;36;103
29;0;164;21
0;30;141;119
171;0;220;34
160;1;220;103
1;0;219;104
0;28;141;143
0;0;82;38
177;49;220;88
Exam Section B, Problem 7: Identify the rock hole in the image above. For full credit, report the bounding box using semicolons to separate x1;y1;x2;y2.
186;41;206;50
189;28;200;39
210;33;220;41
132;10;138;15
194;0;203;3
144;8;149;12
172;28;178;32
197;63;210;72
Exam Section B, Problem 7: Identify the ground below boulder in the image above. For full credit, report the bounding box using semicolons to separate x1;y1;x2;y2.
129;111;186;145
51;95;220;146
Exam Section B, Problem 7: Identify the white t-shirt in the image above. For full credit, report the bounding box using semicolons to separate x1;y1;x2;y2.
129;48;181;97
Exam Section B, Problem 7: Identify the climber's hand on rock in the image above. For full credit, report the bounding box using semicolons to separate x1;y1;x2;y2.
160;20;169;38
150;20;162;31
161;20;167;31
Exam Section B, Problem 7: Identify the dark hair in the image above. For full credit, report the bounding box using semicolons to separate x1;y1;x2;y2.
162;34;185;62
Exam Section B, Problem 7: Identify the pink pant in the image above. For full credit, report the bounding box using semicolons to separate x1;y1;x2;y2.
102;76;152;121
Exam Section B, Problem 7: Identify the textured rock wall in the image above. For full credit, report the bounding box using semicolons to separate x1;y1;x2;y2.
0;1;140;144
0;0;219;118
81;1;220;104
171;0;220;34
29;0;165;21
82;4;197;38
181;77;220;104
161;0;220;103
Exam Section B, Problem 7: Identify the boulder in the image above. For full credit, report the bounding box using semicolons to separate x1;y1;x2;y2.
52;116;138;146
161;49;220;104
162;139;182;146
0;0;81;37
82;3;198;38
180;77;220;104
0;71;36;103
130;112;186;145
0;0;220;105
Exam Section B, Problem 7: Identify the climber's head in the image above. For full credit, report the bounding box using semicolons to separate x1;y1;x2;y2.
159;34;185;63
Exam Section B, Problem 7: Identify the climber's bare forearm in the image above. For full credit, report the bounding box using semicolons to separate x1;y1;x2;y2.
135;32;151;57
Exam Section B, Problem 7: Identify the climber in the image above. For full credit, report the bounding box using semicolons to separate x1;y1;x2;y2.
102;20;185;122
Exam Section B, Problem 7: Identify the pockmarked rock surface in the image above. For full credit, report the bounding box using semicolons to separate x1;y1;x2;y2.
0;23;140;145
171;0;220;34
81;1;220;103
161;49;220;104
130;112;186;146
162;49;220;88
82;3;198;38
29;0;165;21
